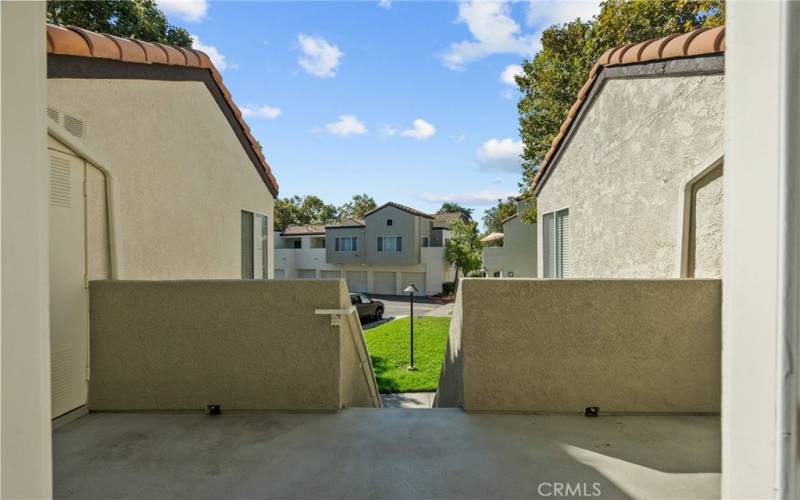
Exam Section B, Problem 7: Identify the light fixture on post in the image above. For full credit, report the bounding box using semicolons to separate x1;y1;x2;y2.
403;283;419;371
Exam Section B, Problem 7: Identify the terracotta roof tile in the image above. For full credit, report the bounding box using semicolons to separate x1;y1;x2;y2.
532;26;724;192
47;25;91;57
46;24;279;196
364;202;435;219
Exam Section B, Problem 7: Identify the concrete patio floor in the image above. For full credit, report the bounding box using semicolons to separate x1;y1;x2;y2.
53;410;720;500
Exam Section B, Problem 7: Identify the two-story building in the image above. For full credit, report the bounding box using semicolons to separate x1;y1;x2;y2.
275;202;457;295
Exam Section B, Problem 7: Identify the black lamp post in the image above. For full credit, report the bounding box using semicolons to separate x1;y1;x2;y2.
403;283;419;371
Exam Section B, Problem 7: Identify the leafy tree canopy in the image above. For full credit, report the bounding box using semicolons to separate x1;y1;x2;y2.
444;219;482;290
274;195;338;231
46;0;192;47
482;197;518;234
437;202;474;222
338;194;377;220
516;0;724;188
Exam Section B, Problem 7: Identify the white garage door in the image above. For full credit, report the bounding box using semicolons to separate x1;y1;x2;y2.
274;269;285;279
297;269;316;278
401;272;427;296
372;271;396;295
346;271;368;293
320;270;342;279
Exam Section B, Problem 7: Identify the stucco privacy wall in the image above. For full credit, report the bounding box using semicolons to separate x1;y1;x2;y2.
48;79;274;279
537;74;724;278
88;280;378;410
436;278;721;413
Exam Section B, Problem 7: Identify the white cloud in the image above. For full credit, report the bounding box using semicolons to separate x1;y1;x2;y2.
157;0;208;22
442;1;538;70
526;0;601;27
417;190;517;206
501;64;523;86
297;34;344;78
399;119;436;140
322;115;367;136
191;35;226;70
378;0;392;9
477;138;524;171
241;104;282;120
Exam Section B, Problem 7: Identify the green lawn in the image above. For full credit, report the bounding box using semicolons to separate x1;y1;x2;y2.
363;316;450;393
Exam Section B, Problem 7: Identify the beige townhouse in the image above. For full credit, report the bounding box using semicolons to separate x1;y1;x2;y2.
45;24;278;419
533;27;725;279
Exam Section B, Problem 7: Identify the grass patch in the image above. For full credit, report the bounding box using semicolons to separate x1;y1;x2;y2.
363;316;450;393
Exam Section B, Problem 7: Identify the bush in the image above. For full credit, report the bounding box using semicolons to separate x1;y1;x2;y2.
442;282;455;296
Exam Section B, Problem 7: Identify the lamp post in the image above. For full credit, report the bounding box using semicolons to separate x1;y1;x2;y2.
403;283;419;371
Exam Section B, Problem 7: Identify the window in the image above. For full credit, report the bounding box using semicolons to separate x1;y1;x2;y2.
422;237;429;247
542;208;570;278
377;236;402;252
335;236;357;252
241;211;268;279
293;239;302;249
387;219;393;226
507;272;515;277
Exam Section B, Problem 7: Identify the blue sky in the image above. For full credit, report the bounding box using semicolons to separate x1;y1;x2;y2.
157;0;600;220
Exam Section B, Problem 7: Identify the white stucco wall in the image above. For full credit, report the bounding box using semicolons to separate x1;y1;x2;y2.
48;78;275;280
537;73;724;278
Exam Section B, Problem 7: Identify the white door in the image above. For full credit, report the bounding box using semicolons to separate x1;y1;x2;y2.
297;269;316;278
320;270;341;279
372;271;396;295
401;272;426;296
48;149;89;418
346;271;368;293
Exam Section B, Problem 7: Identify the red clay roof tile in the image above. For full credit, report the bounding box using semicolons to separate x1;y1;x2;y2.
532;26;724;192
46;24;279;195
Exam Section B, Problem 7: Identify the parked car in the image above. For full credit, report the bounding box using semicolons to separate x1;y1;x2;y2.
350;293;384;321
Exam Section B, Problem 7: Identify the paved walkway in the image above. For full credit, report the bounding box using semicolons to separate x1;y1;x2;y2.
380;392;435;408
53;411;720;499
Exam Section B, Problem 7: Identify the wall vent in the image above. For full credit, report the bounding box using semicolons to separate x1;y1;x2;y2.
51;349;74;407
47;107;60;124
49;156;71;208
63;113;86;139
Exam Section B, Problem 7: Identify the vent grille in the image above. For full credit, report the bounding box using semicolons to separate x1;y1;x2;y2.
47;107;60;124
51;349;74;406
63;113;86;139
49;156;71;208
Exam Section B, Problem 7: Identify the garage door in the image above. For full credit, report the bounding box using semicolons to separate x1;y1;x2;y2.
320;270;341;279
346;271;368;293
297;269;316;279
274;269;285;279
372;271;396;295
401;272;426;296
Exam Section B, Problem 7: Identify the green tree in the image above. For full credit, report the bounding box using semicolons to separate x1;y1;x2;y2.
444;219;482;291
337;194;377;220
46;0;192;47
517;0;724;187
482;197;518;234
437;202;473;222
274;195;338;231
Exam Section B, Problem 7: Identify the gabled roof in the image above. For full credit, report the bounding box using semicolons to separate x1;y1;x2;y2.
363;202;435;220
432;212;465;229
532;26;725;193
281;224;326;236
46;24;279;196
